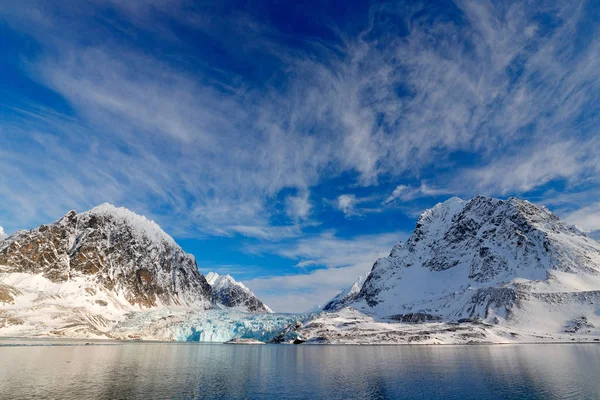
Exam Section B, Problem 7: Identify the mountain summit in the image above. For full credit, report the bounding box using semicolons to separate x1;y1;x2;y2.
0;203;213;308
0;204;270;338
311;196;600;343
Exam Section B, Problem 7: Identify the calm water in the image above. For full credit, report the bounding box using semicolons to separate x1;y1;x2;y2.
0;341;599;399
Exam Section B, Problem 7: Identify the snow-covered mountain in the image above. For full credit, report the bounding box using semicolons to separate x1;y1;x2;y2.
0;204;213;308
0;204;269;338
206;272;272;313
322;273;368;311
309;196;600;343
3;197;599;344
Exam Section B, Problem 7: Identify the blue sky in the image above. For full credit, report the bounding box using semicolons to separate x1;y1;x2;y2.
1;0;600;312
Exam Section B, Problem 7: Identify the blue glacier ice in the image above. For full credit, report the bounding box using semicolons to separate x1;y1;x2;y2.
181;311;312;342
114;309;316;342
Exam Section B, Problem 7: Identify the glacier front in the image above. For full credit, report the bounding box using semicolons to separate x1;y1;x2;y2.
111;310;313;343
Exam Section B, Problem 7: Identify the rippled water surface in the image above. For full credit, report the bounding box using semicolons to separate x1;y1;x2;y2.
0;340;599;399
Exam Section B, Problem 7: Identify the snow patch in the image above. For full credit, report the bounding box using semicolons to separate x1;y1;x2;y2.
81;203;178;248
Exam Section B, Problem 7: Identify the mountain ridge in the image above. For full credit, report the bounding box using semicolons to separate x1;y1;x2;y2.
321;196;600;336
0;203;270;338
0;203;212;308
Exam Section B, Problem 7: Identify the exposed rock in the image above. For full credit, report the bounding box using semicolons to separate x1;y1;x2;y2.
565;317;594;333
0;204;213;308
224;338;265;344
0;316;24;329
269;321;304;343
0;284;21;304
387;313;442;323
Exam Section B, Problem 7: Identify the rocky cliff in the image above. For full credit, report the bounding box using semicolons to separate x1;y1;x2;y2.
0;204;213;308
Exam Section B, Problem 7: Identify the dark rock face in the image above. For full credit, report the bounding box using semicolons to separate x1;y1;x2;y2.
462;287;523;319
388;313;442;323
565;316;594;333
0;204;213;308
322;291;360;311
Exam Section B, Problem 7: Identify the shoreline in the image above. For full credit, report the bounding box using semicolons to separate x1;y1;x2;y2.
1;335;599;347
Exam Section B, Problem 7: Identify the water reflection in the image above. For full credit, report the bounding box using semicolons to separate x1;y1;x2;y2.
0;342;598;399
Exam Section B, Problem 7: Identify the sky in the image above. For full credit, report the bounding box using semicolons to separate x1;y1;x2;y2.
1;0;600;312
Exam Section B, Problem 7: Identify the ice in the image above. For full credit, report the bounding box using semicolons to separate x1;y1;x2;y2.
112;309;314;342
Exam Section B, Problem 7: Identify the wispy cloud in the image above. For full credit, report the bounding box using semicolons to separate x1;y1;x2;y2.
563;202;600;237
336;194;359;217
1;0;600;308
331;194;382;218
383;183;452;205
285;191;312;221
458;139;600;195
245;231;405;312
3;0;599;233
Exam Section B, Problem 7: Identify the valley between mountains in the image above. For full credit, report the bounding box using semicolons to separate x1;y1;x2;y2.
1;197;600;344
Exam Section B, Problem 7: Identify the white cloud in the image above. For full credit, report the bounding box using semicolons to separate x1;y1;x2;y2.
383;182;451;204
244;231;405;312
331;194;383;218
229;224;304;241
562;202;600;235
336;194;358;217
1;0;599;250
285;191;312;221
460;139;600;195
0;225;5;239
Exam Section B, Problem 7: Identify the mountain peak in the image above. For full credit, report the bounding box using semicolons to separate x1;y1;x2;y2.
349;196;600;323
0;204;211;308
205;271;272;313
78;203;178;248
409;196;466;249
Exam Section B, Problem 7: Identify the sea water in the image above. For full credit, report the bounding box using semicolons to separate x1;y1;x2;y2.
0;340;599;399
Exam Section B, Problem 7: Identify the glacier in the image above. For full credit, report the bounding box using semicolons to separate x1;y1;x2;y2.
111;309;314;343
